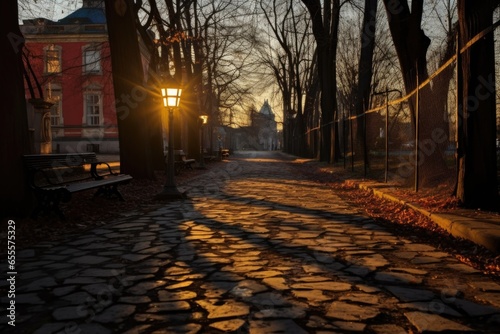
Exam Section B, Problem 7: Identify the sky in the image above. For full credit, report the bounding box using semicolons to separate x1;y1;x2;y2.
20;0;82;22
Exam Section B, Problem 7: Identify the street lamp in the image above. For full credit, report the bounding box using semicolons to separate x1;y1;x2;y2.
155;87;185;200
198;115;208;169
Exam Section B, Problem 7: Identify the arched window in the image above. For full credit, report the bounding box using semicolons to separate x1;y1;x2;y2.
83;84;102;126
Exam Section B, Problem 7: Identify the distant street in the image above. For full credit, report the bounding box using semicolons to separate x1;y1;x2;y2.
2;151;499;333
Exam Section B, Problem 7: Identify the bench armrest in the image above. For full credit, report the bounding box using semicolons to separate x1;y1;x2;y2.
90;161;117;180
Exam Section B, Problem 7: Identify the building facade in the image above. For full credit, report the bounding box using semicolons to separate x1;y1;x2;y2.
254;99;279;150
230;100;280;151
21;0;119;154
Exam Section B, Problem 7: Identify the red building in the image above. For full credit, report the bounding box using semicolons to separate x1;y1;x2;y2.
21;0;119;154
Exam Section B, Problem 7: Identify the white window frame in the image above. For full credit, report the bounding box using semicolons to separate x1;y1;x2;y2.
45;83;63;126
83;45;102;74
44;44;61;74
83;85;103;126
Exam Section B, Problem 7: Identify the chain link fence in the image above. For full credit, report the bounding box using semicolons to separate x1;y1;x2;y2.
336;20;499;193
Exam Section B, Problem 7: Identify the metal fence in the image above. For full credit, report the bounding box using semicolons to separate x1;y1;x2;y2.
336;20;499;193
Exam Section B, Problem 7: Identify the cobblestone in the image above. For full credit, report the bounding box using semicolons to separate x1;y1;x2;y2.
3;151;500;333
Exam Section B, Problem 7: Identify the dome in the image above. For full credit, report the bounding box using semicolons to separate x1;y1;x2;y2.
259;99;274;117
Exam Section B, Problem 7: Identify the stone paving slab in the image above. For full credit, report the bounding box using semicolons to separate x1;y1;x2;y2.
2;151;500;333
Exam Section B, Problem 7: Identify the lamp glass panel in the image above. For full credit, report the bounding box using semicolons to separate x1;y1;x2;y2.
166;88;181;107
161;88;182;107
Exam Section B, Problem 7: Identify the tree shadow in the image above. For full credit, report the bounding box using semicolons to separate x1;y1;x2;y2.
123;154;500;332
7;153;500;334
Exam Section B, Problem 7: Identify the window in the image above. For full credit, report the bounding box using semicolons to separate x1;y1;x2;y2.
46;83;63;126
84;86;102;126
85;94;101;125
44;44;61;74
83;47;101;74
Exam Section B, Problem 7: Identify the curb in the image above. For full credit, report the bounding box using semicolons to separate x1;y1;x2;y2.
358;183;500;254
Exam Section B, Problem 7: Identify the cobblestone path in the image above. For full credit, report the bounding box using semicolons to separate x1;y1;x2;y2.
2;151;500;333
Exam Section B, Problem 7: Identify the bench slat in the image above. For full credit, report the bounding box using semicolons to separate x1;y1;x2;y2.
66;174;133;193
22;153;132;219
24;153;98;170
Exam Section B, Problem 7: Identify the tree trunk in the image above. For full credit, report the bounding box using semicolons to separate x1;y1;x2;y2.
294;113;306;156
304;61;320;158
0;0;32;217
355;0;377;166
182;2;203;160
456;0;499;209
104;0;157;179
301;0;340;163
136;2;167;171
382;0;449;186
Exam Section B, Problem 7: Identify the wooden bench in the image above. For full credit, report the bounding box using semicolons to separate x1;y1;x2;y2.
174;150;196;172
221;148;230;159
23;152;132;219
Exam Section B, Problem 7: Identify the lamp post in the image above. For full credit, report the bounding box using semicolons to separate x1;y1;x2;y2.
155;87;185;200
198;115;208;169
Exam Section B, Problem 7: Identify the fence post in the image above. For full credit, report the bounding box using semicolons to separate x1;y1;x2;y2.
385;87;389;183
455;29;463;178
364;100;368;178
343;108;347;169
415;64;420;192
350;105;354;171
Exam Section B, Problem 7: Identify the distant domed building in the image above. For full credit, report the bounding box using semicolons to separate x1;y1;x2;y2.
253;100;278;150
231;100;280;151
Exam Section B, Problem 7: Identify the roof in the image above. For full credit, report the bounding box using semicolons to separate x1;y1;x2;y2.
58;8;106;25
259;99;274;116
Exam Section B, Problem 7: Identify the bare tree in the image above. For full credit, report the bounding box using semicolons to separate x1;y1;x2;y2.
301;0;341;163
126;0;259;157
258;0;316;156
382;0;452;186
456;0;500;209
200;1;259;126
104;0;162;179
354;0;377;165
